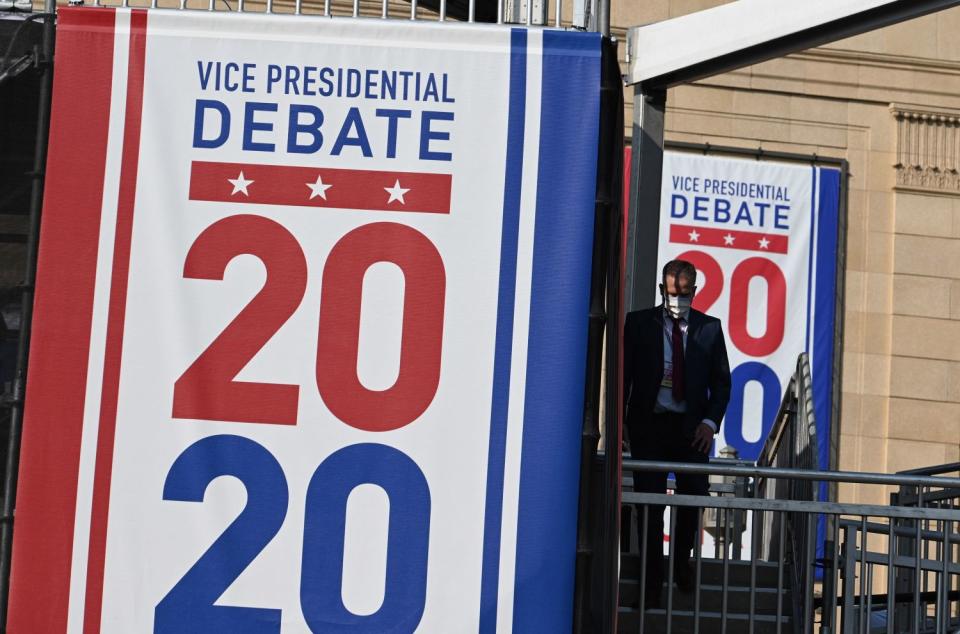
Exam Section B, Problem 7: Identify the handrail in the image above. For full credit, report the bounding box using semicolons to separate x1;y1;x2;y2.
620;491;960;523
621;459;960;489
754;353;817;634
618;353;960;632
897;461;960;477
757;352;817;472
620;460;960;632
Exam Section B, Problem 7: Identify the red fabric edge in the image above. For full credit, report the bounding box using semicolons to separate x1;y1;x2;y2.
7;8;117;634
82;9;148;634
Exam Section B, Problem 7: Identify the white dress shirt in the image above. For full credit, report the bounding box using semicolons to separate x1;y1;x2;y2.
654;308;717;433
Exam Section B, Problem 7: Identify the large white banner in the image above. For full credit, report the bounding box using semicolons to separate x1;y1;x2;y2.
654;151;841;559
657;152;840;465
10;9;602;633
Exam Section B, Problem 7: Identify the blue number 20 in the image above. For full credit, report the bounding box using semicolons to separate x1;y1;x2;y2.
724;362;782;462
154;434;288;634
301;443;431;633
154;438;430;634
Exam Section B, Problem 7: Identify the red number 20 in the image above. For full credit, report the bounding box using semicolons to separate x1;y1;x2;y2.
172;215;306;425
173;215;446;431
676;250;786;357
316;223;445;432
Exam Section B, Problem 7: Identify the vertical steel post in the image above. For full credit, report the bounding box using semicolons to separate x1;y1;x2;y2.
914;491;923;634
596;0;609;37
887;519;895;634
504;0;546;25
572;37;622;634
0;6;54;631
777;516;786;634
639;505;649;633
831;516;843;633
625;86;666;313
571;0;589;30
666;509;677;633
598;41;624;634
749;509;759;634
571;93;609;634
694;511;703;634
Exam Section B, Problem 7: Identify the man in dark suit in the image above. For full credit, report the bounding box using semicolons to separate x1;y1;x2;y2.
624;259;731;609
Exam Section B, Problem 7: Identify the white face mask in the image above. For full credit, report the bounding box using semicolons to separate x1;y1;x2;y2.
664;294;692;320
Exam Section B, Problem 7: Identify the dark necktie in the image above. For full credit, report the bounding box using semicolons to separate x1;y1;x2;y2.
672;318;685;402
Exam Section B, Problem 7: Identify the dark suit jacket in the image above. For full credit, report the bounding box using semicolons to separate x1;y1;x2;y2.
624;306;731;439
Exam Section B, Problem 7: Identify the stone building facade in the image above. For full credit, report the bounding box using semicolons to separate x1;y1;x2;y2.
614;0;960;502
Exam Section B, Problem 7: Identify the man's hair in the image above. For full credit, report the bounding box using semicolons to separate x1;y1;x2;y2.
662;259;697;286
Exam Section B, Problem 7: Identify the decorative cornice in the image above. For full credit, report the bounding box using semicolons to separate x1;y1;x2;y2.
798;48;960;76
892;103;960;195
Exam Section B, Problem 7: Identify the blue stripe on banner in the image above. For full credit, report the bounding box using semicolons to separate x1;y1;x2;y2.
512;29;600;633
813;167;841;573
478;28;527;633
813;168;841;473
805;166;818;353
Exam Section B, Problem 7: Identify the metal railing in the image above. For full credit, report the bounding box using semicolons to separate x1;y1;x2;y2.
619;354;960;633
620;460;960;634
621;453;754;559
755;353;821;629
0;6;54;632
758;353;819;474
884;464;960;634
66;0;594;30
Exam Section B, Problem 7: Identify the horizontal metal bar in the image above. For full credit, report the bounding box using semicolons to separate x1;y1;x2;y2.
622;459;960;488
136;5;580;30
621;492;960;521
616;452;753;466
849;548;960;575
897;488;960;506
828;588;960;609
664;140;847;167
622;476;741;494
897;462;960;477
838;518;960;544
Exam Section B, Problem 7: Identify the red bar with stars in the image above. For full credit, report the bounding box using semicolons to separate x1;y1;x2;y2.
669;223;788;254
189;161;452;214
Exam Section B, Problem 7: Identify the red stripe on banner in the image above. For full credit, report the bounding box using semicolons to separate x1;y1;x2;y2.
669;223;788;254
189;161;452;214
6;8;116;634
83;10;148;634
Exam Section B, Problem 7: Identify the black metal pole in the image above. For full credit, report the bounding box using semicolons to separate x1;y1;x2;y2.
624;84;665;313
0;10;55;632
571;36;622;634
598;40;624;634
571;164;607;634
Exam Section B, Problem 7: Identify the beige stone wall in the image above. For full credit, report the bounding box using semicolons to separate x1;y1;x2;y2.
614;2;960;497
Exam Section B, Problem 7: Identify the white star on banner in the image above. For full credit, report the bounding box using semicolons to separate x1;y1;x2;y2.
228;171;254;196
688;230;700;242
385;179;411;205
758;237;771;250
723;233;735;246
306;174;333;200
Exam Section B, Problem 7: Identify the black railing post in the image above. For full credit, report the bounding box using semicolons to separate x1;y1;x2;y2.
0;10;54;632
572;35;623;634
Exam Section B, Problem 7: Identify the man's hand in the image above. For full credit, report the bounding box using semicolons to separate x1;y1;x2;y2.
691;422;714;455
